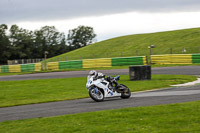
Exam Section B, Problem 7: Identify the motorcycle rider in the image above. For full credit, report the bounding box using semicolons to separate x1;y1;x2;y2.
88;70;104;79
88;70;119;89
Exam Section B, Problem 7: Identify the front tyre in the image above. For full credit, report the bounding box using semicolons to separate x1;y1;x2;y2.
120;84;131;99
89;87;104;102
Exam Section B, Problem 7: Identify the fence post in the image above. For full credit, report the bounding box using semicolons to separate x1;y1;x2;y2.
146;56;149;65
170;48;173;54
106;53;109;58
136;50;138;56
65;56;68;61
182;47;186;54
121;52;123;57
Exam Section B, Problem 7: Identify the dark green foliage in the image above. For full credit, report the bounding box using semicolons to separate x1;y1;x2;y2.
33;26;69;58
0;24;11;64
0;24;94;65
67;25;96;49
9;25;35;60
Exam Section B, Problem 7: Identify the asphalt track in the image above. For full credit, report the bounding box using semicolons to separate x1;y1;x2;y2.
0;66;200;122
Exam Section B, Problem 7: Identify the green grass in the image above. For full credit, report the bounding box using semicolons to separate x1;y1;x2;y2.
0;75;196;107
47;27;200;62
0;100;200;133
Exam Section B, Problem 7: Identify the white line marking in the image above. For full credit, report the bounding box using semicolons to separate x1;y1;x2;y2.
171;78;200;87
132;90;200;97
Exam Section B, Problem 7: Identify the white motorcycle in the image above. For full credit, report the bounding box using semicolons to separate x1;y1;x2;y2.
86;75;131;102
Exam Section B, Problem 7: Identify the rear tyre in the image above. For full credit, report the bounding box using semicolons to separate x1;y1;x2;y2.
89;87;104;102
120;84;131;99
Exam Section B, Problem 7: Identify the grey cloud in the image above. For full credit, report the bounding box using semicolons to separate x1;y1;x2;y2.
1;0;200;23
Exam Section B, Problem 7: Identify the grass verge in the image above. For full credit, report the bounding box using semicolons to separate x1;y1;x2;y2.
46;28;200;62
0;100;200;132
0;75;196;107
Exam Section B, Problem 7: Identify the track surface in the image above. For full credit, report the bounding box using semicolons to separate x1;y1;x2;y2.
0;85;200;122
0;66;200;122
1;66;200;81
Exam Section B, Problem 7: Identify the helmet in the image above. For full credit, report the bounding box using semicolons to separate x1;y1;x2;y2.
89;70;97;77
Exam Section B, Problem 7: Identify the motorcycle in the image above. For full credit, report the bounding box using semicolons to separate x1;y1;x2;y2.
86;75;131;102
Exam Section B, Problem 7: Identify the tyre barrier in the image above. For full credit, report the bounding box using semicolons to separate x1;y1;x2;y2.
48;60;82;71
151;54;200;64
1;54;200;73
0;56;147;72
82;58;111;68
112;56;147;66
47;56;147;71
0;63;42;73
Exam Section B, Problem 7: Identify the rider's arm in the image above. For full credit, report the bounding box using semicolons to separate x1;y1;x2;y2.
97;72;105;79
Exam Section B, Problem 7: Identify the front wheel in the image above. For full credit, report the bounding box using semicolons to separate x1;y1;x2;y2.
89;87;104;102
120;84;131;99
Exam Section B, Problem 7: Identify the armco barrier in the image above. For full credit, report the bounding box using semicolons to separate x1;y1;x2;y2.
112;56;147;66
82;58;112;68
21;64;35;72
151;54;200;64
47;62;59;71
1;65;9;73
47;56;147;70
47;60;82;71
35;63;42;71
0;63;42;73
192;54;200;64
59;60;82;69
9;65;21;73
0;56;147;73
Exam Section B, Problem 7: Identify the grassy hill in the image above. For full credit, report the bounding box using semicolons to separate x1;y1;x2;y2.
47;28;200;62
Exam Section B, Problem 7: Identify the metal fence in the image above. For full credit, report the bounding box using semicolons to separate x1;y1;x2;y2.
7;59;44;65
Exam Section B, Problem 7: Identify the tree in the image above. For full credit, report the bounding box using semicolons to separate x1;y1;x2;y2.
0;24;10;64
34;26;69;58
67;25;96;49
9;24;34;59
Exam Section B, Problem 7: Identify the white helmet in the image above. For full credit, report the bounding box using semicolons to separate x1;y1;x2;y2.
89;70;97;77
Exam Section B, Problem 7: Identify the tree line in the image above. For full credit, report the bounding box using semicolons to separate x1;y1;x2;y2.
0;24;96;65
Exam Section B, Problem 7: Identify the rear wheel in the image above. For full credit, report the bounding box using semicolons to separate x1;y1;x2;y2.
89;87;104;102
120;84;131;99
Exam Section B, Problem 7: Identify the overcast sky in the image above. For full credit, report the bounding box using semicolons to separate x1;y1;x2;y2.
1;0;200;41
